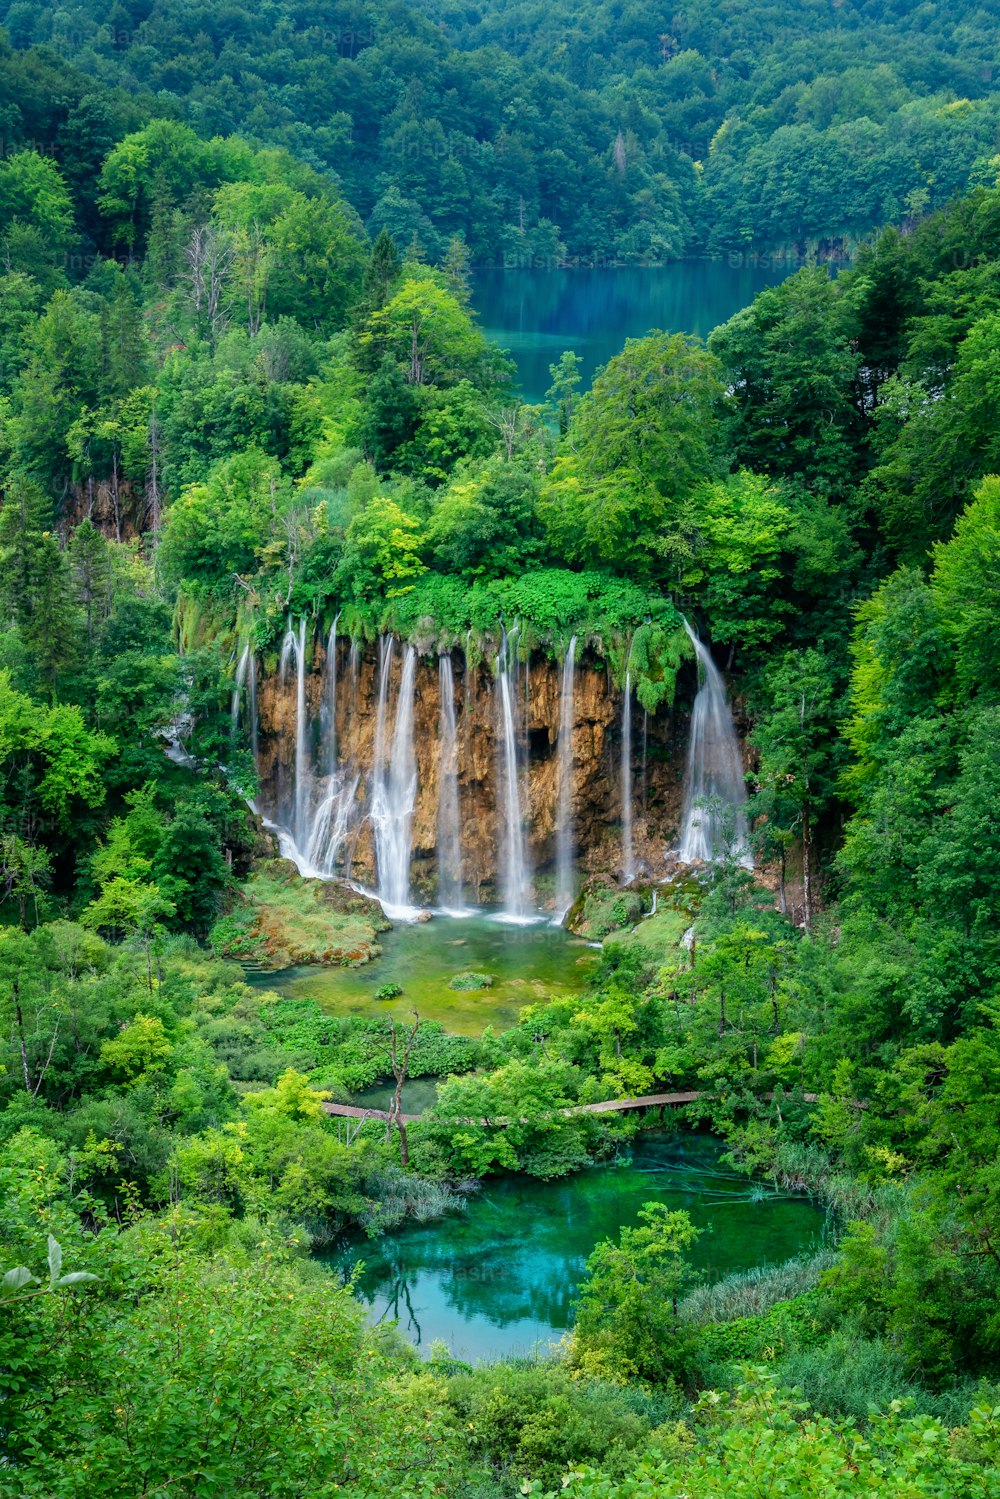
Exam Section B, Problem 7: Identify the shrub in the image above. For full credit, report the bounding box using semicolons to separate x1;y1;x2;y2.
448;971;493;991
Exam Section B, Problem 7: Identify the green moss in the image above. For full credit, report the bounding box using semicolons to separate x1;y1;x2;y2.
209;859;391;969
605;907;691;962
568;879;647;940
448;970;494;990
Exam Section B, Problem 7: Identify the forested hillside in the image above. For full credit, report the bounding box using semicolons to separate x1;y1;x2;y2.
3;4;1000;1492
2;0;999;261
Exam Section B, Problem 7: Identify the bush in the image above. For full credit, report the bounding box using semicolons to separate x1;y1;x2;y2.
446;1361;681;1492
448;971;493;991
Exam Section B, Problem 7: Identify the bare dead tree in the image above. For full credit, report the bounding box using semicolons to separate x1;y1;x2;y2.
488;404;525;460
387;1011;420;1167
184;225;234;344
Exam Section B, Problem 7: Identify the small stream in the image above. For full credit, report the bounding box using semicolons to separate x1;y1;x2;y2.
326;1134;827;1363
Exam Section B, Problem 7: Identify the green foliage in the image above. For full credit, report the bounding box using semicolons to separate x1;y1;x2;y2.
0;1210;474;1497
572;1205;702;1386
447;1362;679;1493
527;1369;1000;1497
374;982;404;1001
541;333;723;575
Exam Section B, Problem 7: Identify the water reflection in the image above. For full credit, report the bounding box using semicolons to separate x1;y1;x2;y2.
328;1134;827;1362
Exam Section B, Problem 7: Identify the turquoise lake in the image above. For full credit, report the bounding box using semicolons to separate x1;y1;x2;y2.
472;261;789;403
329;1134;827;1363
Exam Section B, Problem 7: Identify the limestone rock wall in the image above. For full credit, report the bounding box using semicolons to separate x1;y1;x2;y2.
254;638;690;907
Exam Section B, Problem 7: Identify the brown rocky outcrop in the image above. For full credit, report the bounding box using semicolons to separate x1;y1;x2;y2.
254;638;691;907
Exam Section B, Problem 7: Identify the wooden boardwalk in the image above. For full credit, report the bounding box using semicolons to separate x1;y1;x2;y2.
323;1090;725;1127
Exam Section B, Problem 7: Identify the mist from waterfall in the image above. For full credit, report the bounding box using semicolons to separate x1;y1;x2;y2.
437;653;464;911
621;668;636;883
497;627;531;919
372;642;418;915
678;620;750;865
554;636;577;917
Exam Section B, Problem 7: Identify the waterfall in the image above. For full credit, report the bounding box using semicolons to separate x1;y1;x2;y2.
678;621;750;865
437;653;464;910
278;624;297;834
231;643;250;734
554;636;577;917
292;618;310;853
372;635;394;804
324;614;339;777
371;642;418;914
305;615;359;878
306;766;360;877
621;668;636;883
497;627;531;919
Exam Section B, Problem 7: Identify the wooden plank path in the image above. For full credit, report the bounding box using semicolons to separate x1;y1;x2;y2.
325;1091;827;1127
322;1089;826;1127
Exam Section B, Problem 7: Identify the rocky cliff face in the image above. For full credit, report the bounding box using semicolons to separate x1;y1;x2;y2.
254;638;691;907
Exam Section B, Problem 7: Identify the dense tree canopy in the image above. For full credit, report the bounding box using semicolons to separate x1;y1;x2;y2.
3;8;1000;1493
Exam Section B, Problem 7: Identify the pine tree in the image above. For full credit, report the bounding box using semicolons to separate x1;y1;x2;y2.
362;227;402;312
0;475;81;695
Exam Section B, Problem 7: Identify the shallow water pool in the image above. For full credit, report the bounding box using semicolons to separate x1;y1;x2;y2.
255;911;599;1035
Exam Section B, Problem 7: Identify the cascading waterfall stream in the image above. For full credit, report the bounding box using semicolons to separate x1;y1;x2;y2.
324;614;339;777
372;643;418;915
278;624;297;835
437;653;464;911
621;667;636;883
554;636;577;917
292;618;310;854
678;620;750;865
497;627;531;919
305;617;359;878
231;643;250;734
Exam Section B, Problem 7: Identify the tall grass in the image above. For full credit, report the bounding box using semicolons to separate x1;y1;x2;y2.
679;1249;836;1323
360;1164;468;1234
776;1328;1000;1426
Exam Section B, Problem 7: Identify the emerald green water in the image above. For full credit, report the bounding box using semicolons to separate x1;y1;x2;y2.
263;913;597;1036
472;262;788;404
329;1135;826;1362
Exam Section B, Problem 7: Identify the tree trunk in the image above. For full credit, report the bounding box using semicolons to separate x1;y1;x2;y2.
13;981;31;1094
388;1012;420;1167
802;800;812;928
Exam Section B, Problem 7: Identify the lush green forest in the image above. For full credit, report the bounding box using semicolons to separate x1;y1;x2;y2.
2;0;1000;263
4;5;1000;1491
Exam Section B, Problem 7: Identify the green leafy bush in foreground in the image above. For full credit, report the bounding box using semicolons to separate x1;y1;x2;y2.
526;1370;1000;1498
